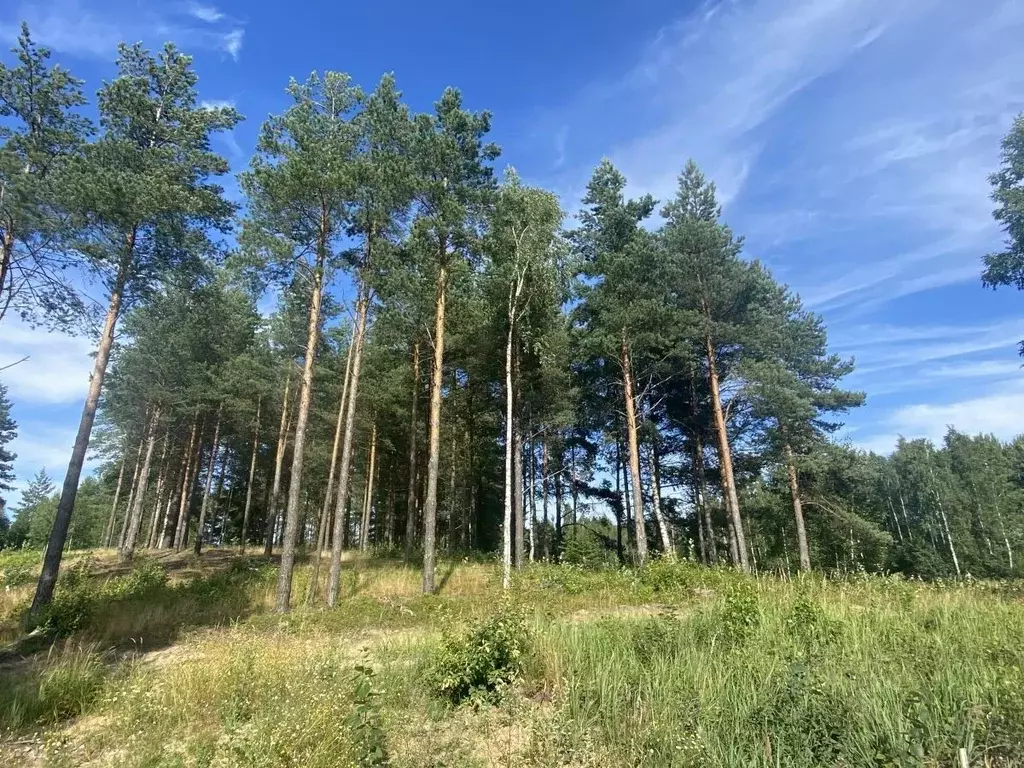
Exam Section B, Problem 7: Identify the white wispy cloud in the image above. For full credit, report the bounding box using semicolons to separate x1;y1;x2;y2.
0;0;247;62
0;320;95;405
200;98;235;111
854;379;1024;455
221;28;243;60
185;2;224;23
542;0;1023;313
553;0;920;206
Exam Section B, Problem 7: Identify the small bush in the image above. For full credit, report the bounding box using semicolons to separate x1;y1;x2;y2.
346;664;389;767
561;529;616;570
1;561;35;589
719;583;760;645
785;595;840;654
431;600;529;705
40;561;98;636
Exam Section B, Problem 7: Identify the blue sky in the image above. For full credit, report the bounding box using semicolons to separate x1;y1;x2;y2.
0;0;1022;506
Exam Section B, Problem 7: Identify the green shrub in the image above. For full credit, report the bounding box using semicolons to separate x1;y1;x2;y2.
431;600;529;705
346;664;389;767
39;560;98;636
785;595;840;655
0;561;35;589
719;583;760;645
561;529;616;570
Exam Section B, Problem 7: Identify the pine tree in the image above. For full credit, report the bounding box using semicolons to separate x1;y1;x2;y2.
30;43;241;618
573;160;662;565
744;288;864;571
325;73;415;606
0;382;16;498
0;23;90;327
410;88;499;593
660;161;758;570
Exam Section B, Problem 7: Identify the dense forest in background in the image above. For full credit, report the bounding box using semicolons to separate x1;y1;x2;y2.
2;25;1024;617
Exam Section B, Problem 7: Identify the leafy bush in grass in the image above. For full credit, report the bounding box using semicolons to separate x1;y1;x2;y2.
431;601;529;705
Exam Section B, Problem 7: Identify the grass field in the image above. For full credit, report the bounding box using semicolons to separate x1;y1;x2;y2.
1;549;1023;767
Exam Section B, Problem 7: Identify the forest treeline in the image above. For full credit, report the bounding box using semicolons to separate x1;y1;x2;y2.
2;25;1024;617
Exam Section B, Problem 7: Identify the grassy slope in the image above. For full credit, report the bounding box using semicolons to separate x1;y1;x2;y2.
1;549;1023;767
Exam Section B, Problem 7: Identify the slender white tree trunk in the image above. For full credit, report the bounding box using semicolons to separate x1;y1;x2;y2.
502;319;514;589
240;397;261;553
359;423;378;552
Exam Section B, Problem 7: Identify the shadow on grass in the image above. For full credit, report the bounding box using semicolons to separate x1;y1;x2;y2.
1;551;279;668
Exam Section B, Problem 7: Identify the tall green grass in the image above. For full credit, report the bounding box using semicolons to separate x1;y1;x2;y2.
528;574;1024;766
2;552;1023;767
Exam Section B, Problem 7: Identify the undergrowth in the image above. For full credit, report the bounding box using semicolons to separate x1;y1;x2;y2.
1;551;1022;767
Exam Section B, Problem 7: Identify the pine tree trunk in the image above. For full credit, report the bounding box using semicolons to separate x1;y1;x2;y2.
194;408;223;556
264;372;293;556
117;433;146;550
705;334;748;571
404;340;421;560
621;334;649;565
0;232;13;323
422;263;447;594
275;250;326;613
103;452;127;549
785;443;811;572
622;449;632;555
145;432;170;550
317;335;355;558
307;329;354;606
173;416;203;551
694;438;717;565
650;436;673;558
359;423;377;552
326;286;369;606
121;408;160;561
212;449;229;545
31;238;133;618
240;397;261;553
157;458;182;551
306;491;331;605
695;497;707;565
614;436;626;564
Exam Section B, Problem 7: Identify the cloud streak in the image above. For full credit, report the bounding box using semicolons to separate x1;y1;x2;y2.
185;2;224;23
0;0;246;61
